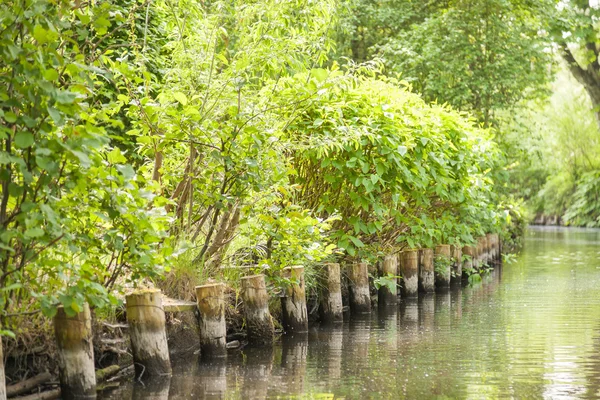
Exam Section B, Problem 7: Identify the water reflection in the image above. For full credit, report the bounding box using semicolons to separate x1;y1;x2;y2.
133;376;170;400
99;227;600;399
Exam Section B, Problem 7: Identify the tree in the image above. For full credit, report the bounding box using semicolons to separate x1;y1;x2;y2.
375;0;553;126
552;0;600;130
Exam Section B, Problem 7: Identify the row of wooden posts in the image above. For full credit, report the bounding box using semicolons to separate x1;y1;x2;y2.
0;234;501;400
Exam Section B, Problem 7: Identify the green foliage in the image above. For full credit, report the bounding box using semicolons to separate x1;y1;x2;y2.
282;69;504;257
0;0;172;326
563;171;600;227
372;272;400;292
337;0;554;126
502;69;600;228
434;255;452;277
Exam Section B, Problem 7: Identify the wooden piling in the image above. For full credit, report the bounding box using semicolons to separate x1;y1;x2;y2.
401;250;419;297
0;337;5;400
241;274;275;343
320;263;344;324
434;245;452;288
126;290;172;379
450;245;462;284
348;262;371;314
418;248;435;293
475;239;483;269
462;245;475;278
195;283;227;358
53;303;96;400
281;266;308;334
378;254;398;305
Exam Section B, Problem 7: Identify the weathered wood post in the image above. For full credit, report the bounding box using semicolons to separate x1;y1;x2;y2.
281;266;308;334
348;262;371;314
241;274;275;343
1;337;6;400
450;245;462;284
481;236;490;264
475;239;483;269
195;283;227;358
320;263;344;324
418;248;435;293
378;254;398;305
401;250;419;297
434;245;451;289
462;245;475;278
53;303;96;400
126;290;172;379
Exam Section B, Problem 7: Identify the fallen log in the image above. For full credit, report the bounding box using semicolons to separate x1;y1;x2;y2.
95;365;120;383
10;388;60;400
7;372;53;398
7;365;122;400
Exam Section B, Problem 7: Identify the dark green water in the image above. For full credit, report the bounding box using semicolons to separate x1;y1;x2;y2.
101;226;600;399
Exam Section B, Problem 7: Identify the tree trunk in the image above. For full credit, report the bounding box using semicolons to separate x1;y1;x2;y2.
562;45;600;131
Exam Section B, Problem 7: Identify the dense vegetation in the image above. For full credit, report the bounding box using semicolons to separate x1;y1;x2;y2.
1;0;599;340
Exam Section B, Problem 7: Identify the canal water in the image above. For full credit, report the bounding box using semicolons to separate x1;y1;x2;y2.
101;226;600;399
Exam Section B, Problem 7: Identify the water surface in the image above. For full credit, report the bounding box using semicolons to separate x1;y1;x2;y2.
101;226;600;399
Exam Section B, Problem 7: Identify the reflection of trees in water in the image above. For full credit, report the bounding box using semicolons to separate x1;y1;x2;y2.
583;324;600;398
280;334;308;393
377;305;399;356
239;345;274;400
132;376;171;400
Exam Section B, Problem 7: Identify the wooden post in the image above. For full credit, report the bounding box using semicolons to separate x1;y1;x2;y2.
450;245;462;284
53;303;96;400
481;236;489;264
462;245;475;278
0;337;5;400
320;263;343;324
418;248;435;293
475;239;483;269
348;262;371;314
378;254;398;305
401;250;419;297
434;245;451;288
126;290;172;379
281;266;308;334
195;283;227;358
241;274;274;343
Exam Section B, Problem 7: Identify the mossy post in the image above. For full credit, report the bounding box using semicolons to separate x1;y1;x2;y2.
126;289;172;379
450;245;462;284
378;254;398;305
195;283;227;358
462;245;475;278
348;262;371;314
418;248;435;293
0;337;6;400
53;303;96;400
241;274;274;343
401;250;419;297
281;266;308;334
434;245;451;289
320;263;344;324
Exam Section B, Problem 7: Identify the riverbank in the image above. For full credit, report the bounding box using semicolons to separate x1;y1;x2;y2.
1;236;501;399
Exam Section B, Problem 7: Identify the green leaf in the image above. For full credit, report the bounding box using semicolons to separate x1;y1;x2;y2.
44;69;59;81
173;92;188;106
14;132;34;148
24;227;45;238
